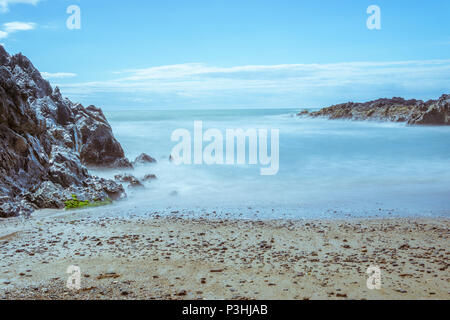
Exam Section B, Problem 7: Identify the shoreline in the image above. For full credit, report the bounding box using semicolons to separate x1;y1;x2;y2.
0;210;448;300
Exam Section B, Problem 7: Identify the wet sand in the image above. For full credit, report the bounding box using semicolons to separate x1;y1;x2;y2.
0;209;448;300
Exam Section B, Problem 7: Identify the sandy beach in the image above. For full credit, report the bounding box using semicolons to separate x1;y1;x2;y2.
0;209;448;300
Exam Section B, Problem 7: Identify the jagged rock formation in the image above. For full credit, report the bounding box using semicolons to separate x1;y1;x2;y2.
298;95;450;125
76;104;133;168
0;46;132;217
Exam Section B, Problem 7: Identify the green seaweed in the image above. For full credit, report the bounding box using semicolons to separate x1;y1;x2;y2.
64;194;112;210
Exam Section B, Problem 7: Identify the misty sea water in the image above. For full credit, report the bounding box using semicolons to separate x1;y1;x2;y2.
91;108;450;220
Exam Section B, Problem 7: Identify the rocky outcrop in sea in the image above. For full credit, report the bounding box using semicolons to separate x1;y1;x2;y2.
0;46;134;217
298;95;450;125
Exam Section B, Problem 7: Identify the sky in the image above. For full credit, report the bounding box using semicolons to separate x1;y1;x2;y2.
1;0;449;110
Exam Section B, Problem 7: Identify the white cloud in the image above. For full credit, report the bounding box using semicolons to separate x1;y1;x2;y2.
4;21;35;32
0;21;35;39
41;72;77;79
58;60;450;108
113;60;450;82
0;0;40;13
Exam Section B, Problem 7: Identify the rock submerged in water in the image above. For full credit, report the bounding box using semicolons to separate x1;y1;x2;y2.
0;46;129;217
297;110;310;116
114;173;157;188
133;153;157;165
142;174;158;182
114;174;144;188
299;95;449;125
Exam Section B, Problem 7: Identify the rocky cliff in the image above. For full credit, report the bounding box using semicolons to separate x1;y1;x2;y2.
0;46;132;218
298;95;450;125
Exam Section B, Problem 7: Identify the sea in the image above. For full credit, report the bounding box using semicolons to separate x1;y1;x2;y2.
90;108;450;220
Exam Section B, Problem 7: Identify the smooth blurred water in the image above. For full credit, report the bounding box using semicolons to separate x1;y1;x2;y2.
92;108;450;219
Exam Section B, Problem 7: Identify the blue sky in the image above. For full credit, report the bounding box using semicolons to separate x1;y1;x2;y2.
1;0;450;109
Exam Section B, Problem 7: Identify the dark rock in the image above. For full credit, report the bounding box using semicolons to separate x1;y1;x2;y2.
133;153;156;165
0;46;127;217
303;95;449;126
128;182;144;189
29;181;72;209
0;201;34;218
142;174;158;182
114;174;139;184
77;105;133;168
297;110;310;116
114;174;144;189
408;94;450;125
102;180;126;201
176;290;187;296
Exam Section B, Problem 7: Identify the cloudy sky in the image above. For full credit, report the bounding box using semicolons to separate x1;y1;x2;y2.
1;0;450;109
